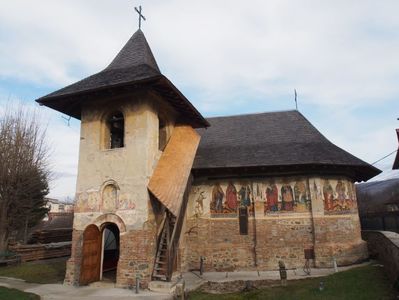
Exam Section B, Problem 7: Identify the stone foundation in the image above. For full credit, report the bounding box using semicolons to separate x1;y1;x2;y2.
181;216;315;272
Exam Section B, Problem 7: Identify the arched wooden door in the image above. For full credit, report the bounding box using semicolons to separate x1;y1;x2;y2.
80;224;101;285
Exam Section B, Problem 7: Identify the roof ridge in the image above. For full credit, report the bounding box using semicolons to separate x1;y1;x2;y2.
205;109;298;120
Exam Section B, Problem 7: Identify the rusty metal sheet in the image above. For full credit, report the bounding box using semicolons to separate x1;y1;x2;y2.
148;125;200;216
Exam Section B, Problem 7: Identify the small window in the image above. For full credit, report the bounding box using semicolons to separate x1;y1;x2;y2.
158;117;167;151
59;204;65;212
239;207;248;235
107;112;124;149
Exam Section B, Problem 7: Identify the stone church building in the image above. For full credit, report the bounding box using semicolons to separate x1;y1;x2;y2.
36;29;380;288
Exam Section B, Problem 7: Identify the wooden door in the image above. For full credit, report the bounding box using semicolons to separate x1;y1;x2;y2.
80;224;101;285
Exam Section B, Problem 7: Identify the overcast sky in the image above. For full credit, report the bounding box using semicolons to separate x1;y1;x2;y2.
1;0;398;200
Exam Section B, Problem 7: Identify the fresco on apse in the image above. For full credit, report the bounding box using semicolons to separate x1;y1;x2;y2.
323;179;357;214
208;179;311;217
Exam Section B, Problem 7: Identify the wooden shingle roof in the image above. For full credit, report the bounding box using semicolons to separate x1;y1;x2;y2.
36;30;208;128
193;110;381;181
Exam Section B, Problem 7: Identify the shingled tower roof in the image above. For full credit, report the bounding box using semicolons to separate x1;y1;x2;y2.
36;30;208;128
106;29;160;72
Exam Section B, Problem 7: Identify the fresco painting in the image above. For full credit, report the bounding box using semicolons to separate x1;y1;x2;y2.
209;178;312;217
323;179;357;214
281;184;294;211
294;181;311;212
265;184;278;212
225;182;238;212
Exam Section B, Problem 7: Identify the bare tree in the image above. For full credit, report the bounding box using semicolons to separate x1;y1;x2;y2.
0;103;51;252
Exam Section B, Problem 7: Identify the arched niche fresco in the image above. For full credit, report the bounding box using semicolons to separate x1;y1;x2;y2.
101;181;119;212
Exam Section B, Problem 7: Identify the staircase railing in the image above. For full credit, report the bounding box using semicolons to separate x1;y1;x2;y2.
165;174;193;281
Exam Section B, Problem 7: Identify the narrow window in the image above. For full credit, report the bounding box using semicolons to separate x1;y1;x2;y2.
107;112;124;149
239;207;248;235
158;117;167;151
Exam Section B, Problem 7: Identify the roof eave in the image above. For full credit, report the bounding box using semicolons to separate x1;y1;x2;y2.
36;75;209;128
191;163;381;182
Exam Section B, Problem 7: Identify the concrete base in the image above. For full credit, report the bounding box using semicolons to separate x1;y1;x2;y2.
148;280;177;294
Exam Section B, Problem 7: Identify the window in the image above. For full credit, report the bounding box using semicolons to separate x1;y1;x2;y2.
107;112;124;149
158;117;167;151
239;207;248;235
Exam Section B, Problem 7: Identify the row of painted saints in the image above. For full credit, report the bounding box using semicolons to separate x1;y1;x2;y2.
209;181;312;216
204;179;357;217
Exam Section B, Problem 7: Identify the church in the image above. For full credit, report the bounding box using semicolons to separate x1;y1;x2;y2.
36;28;380;288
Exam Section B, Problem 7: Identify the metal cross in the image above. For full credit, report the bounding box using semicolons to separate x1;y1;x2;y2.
134;5;146;29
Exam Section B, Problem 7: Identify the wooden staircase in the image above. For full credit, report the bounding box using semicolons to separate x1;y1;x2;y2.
152;214;176;281
151;175;192;282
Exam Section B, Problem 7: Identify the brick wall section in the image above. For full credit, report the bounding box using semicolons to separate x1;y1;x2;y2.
181;215;367;272
362;230;399;285
181;216;314;272
313;216;368;267
64;229;83;286
116;228;157;289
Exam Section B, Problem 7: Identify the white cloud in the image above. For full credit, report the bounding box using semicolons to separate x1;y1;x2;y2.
1;0;399;195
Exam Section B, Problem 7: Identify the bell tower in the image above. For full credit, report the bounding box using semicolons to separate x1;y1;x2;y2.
37;29;208;287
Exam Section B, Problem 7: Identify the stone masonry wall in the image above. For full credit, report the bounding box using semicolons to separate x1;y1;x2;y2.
362;230;399;285
116;227;157;289
180;175;367;272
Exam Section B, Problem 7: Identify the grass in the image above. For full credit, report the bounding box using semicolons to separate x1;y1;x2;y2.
0;258;67;284
0;287;39;300
189;265;397;300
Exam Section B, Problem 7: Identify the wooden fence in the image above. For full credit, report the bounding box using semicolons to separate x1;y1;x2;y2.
9;242;71;262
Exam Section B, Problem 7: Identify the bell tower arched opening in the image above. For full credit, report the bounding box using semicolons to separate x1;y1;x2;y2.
106;112;124;149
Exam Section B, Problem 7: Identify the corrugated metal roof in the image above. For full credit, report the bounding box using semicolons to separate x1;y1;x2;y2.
148;125;200;216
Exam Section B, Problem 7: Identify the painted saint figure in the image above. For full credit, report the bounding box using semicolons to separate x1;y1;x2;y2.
211;183;225;213
335;180;347;211
238;185;251;207
265;184;278;212
294;181;307;204
323;180;334;211
225;182;238;212
281;184;294;211
194;191;205;216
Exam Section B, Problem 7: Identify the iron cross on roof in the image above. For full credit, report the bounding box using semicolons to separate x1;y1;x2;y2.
134;5;146;29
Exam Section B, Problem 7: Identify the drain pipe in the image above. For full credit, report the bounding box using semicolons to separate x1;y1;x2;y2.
251;192;258;267
135;276;139;294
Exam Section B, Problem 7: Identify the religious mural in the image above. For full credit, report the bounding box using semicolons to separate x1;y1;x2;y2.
323;179;357;214
74;192;100;213
208;178;311;217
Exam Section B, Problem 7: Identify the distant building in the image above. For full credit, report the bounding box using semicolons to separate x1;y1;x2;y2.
357;178;399;232
45;198;74;216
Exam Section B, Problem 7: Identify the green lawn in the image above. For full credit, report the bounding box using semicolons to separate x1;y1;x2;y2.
0;287;39;300
189;265;397;300
0;258;66;284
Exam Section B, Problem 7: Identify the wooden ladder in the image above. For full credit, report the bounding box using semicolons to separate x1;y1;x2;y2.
152;215;176;281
